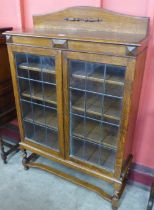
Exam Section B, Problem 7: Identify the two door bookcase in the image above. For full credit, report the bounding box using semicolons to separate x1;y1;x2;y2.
5;7;149;209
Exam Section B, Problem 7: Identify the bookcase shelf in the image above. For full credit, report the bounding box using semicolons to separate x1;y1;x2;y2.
24;120;58;150
73;117;118;150
19;63;55;74
72;138;116;171
24;108;58;130
72;71;124;86
71;91;121;123
21;85;57;105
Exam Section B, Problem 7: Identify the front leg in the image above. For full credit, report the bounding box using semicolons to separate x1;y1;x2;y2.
112;190;120;210
111;181;122;210
22;149;29;170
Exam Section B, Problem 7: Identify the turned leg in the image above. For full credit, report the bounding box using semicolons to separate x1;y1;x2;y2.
22;149;29;170
111;157;132;210
0;137;7;164
112;182;122;210
112;191;119;210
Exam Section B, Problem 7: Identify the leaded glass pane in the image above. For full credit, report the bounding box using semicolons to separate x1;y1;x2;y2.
69;60;126;172
15;53;59;151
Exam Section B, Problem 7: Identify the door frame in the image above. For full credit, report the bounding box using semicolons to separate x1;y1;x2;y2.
62;51;135;178
7;45;65;159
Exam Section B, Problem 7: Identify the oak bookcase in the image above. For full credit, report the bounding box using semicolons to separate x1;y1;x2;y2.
4;7;149;209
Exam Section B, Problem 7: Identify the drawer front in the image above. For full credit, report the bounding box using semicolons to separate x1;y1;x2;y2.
68;41;126;56
11;36;135;57
12;36;51;48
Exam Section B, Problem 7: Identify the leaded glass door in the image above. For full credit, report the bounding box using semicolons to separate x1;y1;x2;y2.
63;52;127;173
13;47;64;157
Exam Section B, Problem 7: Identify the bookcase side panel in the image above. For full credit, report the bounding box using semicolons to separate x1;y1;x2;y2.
123;49;147;163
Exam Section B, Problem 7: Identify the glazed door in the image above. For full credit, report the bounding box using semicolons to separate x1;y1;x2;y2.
9;46;64;157
63;51;132;174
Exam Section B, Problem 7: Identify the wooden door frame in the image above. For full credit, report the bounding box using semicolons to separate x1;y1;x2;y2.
62;50;136;179
114;58;136;179
7;44;65;159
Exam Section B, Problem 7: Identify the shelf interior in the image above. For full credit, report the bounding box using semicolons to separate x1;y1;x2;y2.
71;90;121;122
19;62;55;74
21;82;57;105
70;61;125;86
24;106;58;130
72;70;124;86
15;53;59;151
71;138;116;171
24;121;58;150
72;115;118;150
14;53;127;172
69;60;126;170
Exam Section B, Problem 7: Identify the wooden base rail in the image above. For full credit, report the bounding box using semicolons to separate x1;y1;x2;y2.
22;151;112;202
21;150;132;210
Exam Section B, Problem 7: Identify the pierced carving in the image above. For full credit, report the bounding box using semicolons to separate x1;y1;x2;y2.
126;46;137;56
52;39;68;49
64;17;102;22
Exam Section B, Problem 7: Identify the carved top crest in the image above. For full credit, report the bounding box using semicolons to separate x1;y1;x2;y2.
33;6;149;38
4;7;149;45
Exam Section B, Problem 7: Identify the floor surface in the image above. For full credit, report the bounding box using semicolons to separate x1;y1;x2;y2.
0;152;150;210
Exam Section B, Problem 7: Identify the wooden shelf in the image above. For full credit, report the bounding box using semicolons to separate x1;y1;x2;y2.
73;118;118;150
72;139;115;170
22;85;57;105
70;82;124;98
19;63;55;74
26;127;58;150
72;70;124;86
72;93;121;122
105;84;124;97
25;107;58;130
